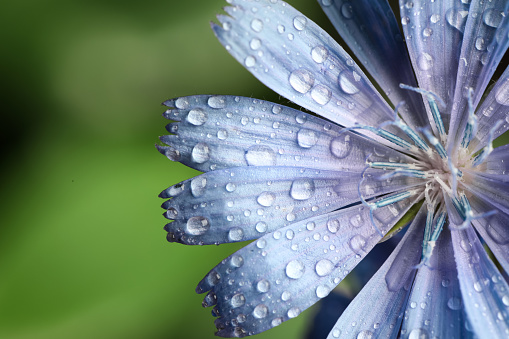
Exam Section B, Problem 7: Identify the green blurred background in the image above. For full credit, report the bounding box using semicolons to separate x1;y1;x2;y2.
0;0;334;338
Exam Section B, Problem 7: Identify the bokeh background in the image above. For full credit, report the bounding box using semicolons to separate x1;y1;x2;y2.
1;0;507;339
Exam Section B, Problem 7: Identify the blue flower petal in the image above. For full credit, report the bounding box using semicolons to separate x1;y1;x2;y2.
158;95;409;172
161;166;422;245
325;204;426;339
401;229;472;338
319;0;427;129
465;174;509;215
449;1;509;146
400;0;470;130
196;193;416;337
483;144;509;175
212;0;402;131
451;225;509;338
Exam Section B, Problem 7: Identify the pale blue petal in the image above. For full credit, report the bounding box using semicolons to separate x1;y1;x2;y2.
326;205;427;339
161;166;422;245
465;173;509;215
196;193;416;337
401;229;472;338
319;0;427;129
449;1;509;146
400;0;470;130
158;95;409;172
212;0;400;130
470;66;509;152
469;196;509;274
482;144;509;175
451;225;509;339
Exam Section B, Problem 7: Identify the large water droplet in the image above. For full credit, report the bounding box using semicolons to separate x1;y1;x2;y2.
257;192;276;207
408;328;429;339
175;97;190;109
341;2;354;19
228;227;244;241
286;260;305;279
349;214;363;227
289;69;315;93
297;129;318;148
311;84;332;105
245;55;256;68
430;14;440;24
349;234;367;254
445;9;468;32
257;279;270;293
357;331;374;339
217;129;228;140
168;183;185;197
315;259;334;276
281;290;291;301
191;143;211;163
190;177;207;197
495;78;509;105
253;304;268;318
250;38;262;50
331;329;341;338
290;178;315;200
321;0;332;6
293;16;307;30
271;317;283;327
231;293;246;308
475;36;486;51
208;96;226;109
339;71;359;94
311;46;328;63
187;108;208;126
255;221;268;233
330;134;351;158
186;216;210;235
327;219;340;233
245;145;277;166
417;53;433;71
473;281;484;292
287;307;301;318
231;254;244;268
483;9;504;28
251;18;264;32
316;285;330;298
447;297;462;310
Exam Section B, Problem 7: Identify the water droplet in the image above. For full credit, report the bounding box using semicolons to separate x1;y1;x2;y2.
417;53;433;71
311;84;332;105
271;317;283;327
473;281;483;292
272;105;282;114
402;16;409;25
357;330;374;339
255;221;268;233
495;78;509;105
296;129;318;148
168;183;185;197
430;14;440;24
339;71;359;94
208;96;226;108
251;18;263;32
245;145;277;166
327;219;340;233
287;307;301;318
231;293;246;308
445;9;468;32
408;328;429;339
330;134;351;158
253;304;268;318
290;179;315;201
286;260;305;279
502;295;509;306
410;301;417;308
186;216;210;235
446;296;462;311
307;222;315;231
315;259;334;276
289;69;315;93
257;192;276;207
257;279;270;293
349;234;367;254
191;143;211;164
231;255;244;268
281;290;291;301
332;329;341;338
257;239;267;249
311;46;328;63
316;285;330;298
250;38;261;50
349;214;363;227
321;0;332;6
422;27;432;37
175;97;190;109
190;177;207;197
277;24;285;34
441;279;450;287
245;56;256;67
483;9;504;28
341;3;354;19
207;270;220;286
293;16;307;30
217;129;228;140
475;36;486;51
228;227;244;241
166;207;178;219
187;108;208;126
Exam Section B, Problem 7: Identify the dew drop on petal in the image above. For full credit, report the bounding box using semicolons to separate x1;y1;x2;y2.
250;38;261;50
245;56;256;68
408;328;429;339
293;16;307;30
245;145;277;166
316;285;330;298
341;2;354;19
315;259;334;276
357;330;374;339
297;129;318;148
253;304;268;318
228;227;244;241
327;219;340;233
217;129;228;140
286;260;305;279
251;18;263;32
289;69;315;94
190;177;207;197
207;96;226;108
311;84;332;105
349;214;363;227
330;134;351;158
231;255;244;268
495;79;509;105
349;234;367;254
174;97;189;109
257;191;276;207
445;9;468;32
168;183;185;197
187;108;208;126
287;307;301;318
430;14;440;24
475;37;486;51
417;53;433;71
231;293;246;308
483;8;504;28
331;329;341;338
447;297;462;310
271;318;283;327
191;143;211;163
311;46;328;63
290;178;315;200
281;290;291;301
255;221;268;233
338;71;359;94
257;279;270;293
186;216;210;235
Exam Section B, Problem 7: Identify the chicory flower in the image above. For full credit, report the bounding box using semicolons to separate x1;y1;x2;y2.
157;0;509;337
